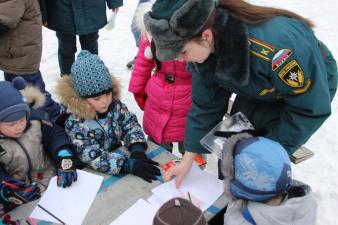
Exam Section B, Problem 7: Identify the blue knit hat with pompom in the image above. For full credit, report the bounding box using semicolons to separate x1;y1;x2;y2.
71;50;113;98
0;77;30;122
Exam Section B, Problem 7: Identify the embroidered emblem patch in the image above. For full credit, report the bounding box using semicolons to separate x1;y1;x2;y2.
272;49;292;70
278;60;304;87
61;159;73;170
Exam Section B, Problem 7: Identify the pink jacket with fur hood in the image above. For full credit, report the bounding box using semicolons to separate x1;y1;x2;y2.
129;35;192;144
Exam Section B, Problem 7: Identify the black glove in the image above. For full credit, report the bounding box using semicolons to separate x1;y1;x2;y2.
0;180;40;206
214;128;268;138
56;149;78;188
129;151;161;183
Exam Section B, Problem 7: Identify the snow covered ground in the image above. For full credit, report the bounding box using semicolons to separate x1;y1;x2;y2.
1;0;337;224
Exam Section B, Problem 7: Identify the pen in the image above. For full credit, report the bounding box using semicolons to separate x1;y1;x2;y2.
38;204;65;225
1;181;20;190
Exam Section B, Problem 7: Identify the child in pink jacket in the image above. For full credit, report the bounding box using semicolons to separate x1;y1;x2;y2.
129;33;192;154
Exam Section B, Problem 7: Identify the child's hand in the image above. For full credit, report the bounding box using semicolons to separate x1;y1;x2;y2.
0;180;41;205
129;151;161;183
56;149;78;188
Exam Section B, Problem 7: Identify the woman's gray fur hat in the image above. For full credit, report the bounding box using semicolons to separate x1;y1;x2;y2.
144;0;216;61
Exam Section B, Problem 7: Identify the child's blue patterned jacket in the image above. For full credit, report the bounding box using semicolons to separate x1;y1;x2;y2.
56;75;147;175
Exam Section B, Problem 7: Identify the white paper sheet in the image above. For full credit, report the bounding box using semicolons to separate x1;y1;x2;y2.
151;164;224;211
31;170;104;225
147;194;163;211
109;199;157;225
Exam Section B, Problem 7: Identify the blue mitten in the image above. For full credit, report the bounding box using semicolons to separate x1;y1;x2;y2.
56;149;78;188
0;180;40;205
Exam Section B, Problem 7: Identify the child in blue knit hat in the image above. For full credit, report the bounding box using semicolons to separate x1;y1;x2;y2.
0;77;78;213
56;50;161;182
220;133;317;225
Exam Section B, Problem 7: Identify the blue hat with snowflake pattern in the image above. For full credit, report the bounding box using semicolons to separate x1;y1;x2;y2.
230;137;292;202
71;50;112;98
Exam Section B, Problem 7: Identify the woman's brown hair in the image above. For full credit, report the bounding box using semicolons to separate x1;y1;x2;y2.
192;0;314;40
219;0;313;27
150;39;162;71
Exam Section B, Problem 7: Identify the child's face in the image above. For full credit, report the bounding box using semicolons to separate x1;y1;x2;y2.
86;92;113;113
0;117;27;138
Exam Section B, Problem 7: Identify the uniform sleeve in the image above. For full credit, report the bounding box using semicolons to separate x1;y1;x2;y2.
0;0;25;29
39;0;48;23
115;101;147;149
65;118;128;175
106;0;123;9
266;37;333;153
128;36;155;94
184;73;230;154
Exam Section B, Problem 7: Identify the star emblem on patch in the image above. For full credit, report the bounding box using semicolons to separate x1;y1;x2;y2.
278;60;304;87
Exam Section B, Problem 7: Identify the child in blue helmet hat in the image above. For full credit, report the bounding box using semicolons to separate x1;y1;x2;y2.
221;133;317;225
55;50;161;183
0;77;78;213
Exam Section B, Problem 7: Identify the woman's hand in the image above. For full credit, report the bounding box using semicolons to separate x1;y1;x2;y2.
163;152;195;188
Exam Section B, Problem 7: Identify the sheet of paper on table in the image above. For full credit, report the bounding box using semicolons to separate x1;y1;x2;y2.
150;164;224;211
109;199;157;225
31;170;104;225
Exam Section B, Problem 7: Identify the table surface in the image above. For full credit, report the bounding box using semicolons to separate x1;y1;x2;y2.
8;141;228;225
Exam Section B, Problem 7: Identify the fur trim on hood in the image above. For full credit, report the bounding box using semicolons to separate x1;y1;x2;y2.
55;75;121;120
221;132;253;202
21;85;46;109
134;1;155;36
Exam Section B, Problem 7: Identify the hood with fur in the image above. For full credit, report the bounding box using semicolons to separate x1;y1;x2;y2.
134;1;155;36
21;85;46;109
55;75;121;120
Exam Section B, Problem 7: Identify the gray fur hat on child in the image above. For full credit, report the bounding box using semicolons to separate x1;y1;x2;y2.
144;0;216;61
153;198;207;225
71;50;113;98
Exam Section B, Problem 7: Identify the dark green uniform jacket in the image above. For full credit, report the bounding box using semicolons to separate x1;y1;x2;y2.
185;9;337;154
40;0;123;35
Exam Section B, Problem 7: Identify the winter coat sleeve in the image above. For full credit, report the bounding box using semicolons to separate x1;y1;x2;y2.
106;0;123;9
184;73;231;153
0;0;25;29
40;122;76;160
129;35;155;94
39;0;48;23
65;117;129;176
114;101;147;149
265;36;335;153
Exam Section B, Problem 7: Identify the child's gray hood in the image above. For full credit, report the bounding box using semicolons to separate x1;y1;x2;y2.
224;181;317;225
249;182;317;225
